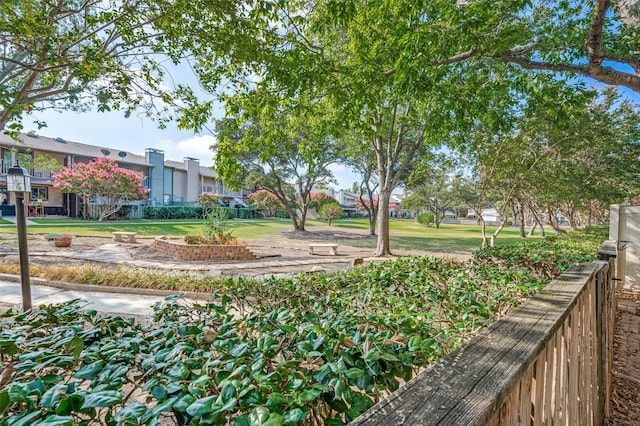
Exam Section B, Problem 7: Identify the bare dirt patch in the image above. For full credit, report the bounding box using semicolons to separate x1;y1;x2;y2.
0;226;470;277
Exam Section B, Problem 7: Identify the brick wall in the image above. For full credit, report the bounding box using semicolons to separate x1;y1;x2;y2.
154;237;257;260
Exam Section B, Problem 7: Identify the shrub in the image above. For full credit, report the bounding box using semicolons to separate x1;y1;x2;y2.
417;212;435;226
144;206;204;219
320;202;344;225
275;208;290;218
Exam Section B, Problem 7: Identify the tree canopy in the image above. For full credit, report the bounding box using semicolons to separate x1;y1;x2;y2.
0;0;217;137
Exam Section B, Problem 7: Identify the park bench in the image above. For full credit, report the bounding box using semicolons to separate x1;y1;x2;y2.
308;243;339;255
112;231;137;243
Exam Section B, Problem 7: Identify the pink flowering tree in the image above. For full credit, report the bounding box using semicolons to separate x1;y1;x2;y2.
247;189;284;217
53;157;149;221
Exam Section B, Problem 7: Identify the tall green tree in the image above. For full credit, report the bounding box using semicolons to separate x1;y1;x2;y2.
162;0;639;252
404;155;459;229
215;94;341;232
523;88;640;230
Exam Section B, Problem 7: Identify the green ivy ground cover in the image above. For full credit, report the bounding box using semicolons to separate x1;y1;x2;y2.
0;228;606;425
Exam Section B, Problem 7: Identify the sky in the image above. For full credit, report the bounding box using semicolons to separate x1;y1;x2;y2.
20;107;357;190
19;74;358;191
17;61;640;195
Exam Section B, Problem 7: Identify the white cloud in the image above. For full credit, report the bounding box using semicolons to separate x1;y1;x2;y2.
328;163;358;190
154;135;217;165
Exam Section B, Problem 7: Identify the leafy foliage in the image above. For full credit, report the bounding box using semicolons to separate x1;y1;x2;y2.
308;193;338;211
416;212;435;227
200;207;237;245
0;229;604;425
319;203;344;226
0;0;209;135
247;190;285;218
144;206;205;220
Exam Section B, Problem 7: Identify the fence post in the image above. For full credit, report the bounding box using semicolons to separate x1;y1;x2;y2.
595;241;617;426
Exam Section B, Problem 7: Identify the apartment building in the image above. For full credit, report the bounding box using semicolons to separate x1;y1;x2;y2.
0;132;244;216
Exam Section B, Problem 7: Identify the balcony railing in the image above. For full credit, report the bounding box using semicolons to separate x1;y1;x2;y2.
352;243;616;426
0;159;53;180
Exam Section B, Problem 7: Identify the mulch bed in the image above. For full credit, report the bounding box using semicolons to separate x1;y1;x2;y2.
610;292;640;425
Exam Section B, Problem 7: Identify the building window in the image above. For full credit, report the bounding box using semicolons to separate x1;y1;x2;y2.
30;187;48;201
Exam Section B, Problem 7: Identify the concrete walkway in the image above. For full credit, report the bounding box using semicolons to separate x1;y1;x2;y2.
0;279;185;316
1;214;37;226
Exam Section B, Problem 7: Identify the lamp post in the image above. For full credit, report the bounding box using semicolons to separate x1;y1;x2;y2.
7;165;31;311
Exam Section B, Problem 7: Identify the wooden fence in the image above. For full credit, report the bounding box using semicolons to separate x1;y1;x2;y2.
352;245;616;426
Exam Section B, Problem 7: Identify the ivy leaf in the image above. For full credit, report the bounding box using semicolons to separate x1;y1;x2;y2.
114;402;147;423
64;336;84;361
0;390;10;416
283;408;307;425
297;387;322;402
263;413;285;426
234;414;250;426
249;406;269;425
40;385;67;408
344;368;365;379
6;410;42;426
186;395;215;417
32;414;75;425
80;390;123;408
231;343;249;357
73;361;103;380
173;394;196;412
166;362;190;380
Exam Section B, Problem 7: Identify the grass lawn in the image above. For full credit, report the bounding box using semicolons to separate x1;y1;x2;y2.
0;217;542;253
331;218;542;252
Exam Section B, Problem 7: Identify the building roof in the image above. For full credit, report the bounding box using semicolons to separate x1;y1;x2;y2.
164;159;187;171
340;190;360;199
1;132;218;181
0;132;150;167
199;165;216;178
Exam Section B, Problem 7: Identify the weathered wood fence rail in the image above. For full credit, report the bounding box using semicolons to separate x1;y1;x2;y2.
352;243;617;426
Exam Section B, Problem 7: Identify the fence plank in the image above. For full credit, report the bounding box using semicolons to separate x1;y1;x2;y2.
553;327;564;426
351;263;601;426
517;368;533;424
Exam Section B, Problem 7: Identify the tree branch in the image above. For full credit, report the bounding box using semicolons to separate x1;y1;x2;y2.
585;0;609;72
497;50;640;93
383;49;478;77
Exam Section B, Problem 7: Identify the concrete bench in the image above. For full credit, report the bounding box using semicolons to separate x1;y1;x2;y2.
112;231;137;243
308;243;338;255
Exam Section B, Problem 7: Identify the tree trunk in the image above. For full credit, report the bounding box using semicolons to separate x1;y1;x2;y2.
511;204;518;228
546;204;567;234
526;199;546;237
374;190;392;256
490;220;507;247
514;201;526;238
298;206;307;231
284;204;301;231
479;217;489;248
368;213;376;236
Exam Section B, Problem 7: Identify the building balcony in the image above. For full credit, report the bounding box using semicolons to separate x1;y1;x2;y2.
0;160;54;181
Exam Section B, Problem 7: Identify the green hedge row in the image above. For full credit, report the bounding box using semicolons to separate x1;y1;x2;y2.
143;206;276;220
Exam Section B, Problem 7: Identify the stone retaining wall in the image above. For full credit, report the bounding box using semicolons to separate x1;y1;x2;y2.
154;236;257;260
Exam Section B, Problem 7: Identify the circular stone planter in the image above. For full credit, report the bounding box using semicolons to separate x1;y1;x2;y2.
54;236;72;247
154;236;256;260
